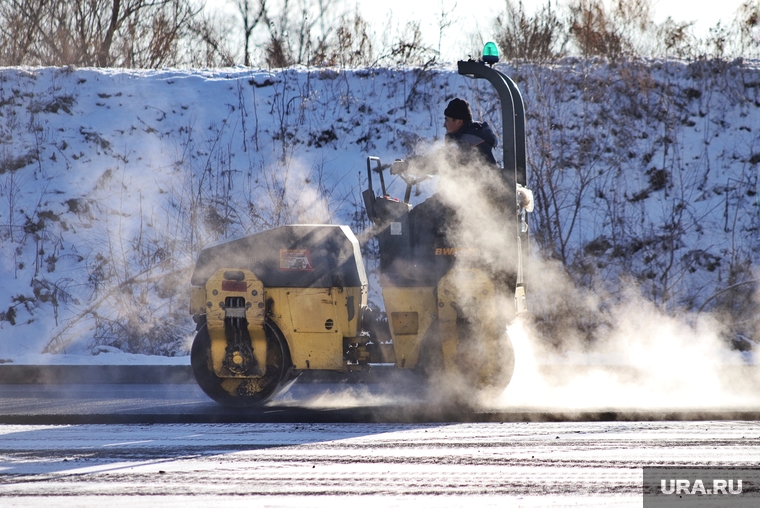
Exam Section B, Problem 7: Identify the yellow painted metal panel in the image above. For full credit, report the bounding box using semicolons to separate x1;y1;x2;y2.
189;286;206;315
267;288;346;371
336;286;363;338
391;312;419;335
287;288;338;334
382;287;436;368
288;332;345;370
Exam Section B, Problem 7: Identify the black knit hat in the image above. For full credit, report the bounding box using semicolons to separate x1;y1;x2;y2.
444;98;472;123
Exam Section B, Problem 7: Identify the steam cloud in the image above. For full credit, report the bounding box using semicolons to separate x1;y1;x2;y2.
393;141;759;412
257;140;759;414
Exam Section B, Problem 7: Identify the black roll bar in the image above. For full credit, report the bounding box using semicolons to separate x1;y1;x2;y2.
457;58;530;312
456;60;527;187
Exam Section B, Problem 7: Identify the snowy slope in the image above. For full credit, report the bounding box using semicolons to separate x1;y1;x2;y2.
0;60;758;362
0;65;464;360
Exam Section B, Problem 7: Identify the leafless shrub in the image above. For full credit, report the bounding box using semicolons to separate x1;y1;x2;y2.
311;12;374;68
265;35;295;68
185;15;237;67
706;22;731;59
568;0;625;58
1;0;759;68
610;0;654;55
491;0;754;61
494;0;567;62
378;21;437;67
232;0;436;68
655;18;698;60
733;0;760;58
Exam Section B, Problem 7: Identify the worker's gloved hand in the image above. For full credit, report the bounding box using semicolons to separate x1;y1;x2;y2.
390;159;408;175
516;184;534;212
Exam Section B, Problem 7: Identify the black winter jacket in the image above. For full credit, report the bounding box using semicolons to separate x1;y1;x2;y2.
445;121;497;165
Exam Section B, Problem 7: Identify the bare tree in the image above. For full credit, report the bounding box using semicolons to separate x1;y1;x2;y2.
0;0;45;65
0;0;200;67
120;0;199;68
234;0;268;66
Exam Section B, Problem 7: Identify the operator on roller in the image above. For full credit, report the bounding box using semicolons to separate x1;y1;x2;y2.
441;98;498;166
384;96;533;293
391;98;532;209
391;98;497;175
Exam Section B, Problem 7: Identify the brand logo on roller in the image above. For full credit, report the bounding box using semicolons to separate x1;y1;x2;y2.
434;247;479;257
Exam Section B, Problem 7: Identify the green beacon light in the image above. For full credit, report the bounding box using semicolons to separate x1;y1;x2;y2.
482;42;499;66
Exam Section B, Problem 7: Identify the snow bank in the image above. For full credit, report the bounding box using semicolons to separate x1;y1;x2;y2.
0;60;758;364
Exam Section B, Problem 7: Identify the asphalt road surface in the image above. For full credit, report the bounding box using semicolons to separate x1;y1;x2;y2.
2;372;760;506
3;374;760;424
2;420;760;506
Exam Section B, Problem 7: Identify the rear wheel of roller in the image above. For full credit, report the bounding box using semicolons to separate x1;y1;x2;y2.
191;320;292;407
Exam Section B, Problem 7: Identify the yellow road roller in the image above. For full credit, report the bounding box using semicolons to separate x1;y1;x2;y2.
188;50;532;406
